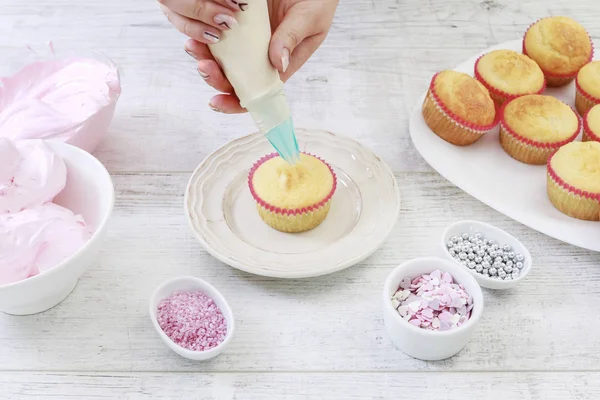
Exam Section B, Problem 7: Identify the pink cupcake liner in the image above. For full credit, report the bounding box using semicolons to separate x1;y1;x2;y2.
522;17;595;80
428;72;500;133
474;54;546;104
576;76;600;105
547;151;600;202
248;152;337;216
499;97;581;149
583;107;600;142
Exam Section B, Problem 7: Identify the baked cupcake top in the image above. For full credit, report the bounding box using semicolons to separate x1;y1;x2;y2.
524;17;593;76
433;70;496;126
550;141;600;194
476;50;545;95
250;153;335;210
586;104;600;134
577;61;600;100
503;95;579;143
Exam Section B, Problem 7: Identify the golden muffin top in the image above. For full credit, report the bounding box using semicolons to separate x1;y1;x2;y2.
524;16;592;75
577;61;600;99
550;141;600;193
433;70;496;126
477;50;545;94
251;153;335;210
503;95;579;142
587;104;600;134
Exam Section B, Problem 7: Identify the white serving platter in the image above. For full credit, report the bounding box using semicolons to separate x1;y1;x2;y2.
185;129;400;278
410;39;600;253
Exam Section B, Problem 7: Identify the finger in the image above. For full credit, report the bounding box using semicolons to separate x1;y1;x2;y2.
280;33;327;82
209;94;246;114
196;59;235;93
158;0;238;30
268;5;321;73
184;38;214;60
160;5;221;43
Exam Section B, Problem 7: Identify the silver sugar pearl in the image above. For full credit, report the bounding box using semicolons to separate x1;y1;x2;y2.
482;269;489;276
503;244;512;252
468;261;476;269
516;254;524;262
461;260;468;266
476;239;484;247
472;245;480;253
506;260;514;268
446;240;455;248
489;267;498;276
483;255;492;263
491;244;499;251
457;237;464;243
504;266;513;273
449;248;457;255
516;261;524;269
504;275;512;280
487;239;496;246
502;255;509;262
459;252;467;260
467;253;475;260
477;250;486;257
475;256;483;264
450;236;459;243
461;233;469;240
474;233;483;240
494;257;503;264
475;264;483;273
512;272;520;279
482;261;491;269
507;251;515;259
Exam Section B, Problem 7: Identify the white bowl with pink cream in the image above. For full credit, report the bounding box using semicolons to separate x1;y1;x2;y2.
0;141;114;315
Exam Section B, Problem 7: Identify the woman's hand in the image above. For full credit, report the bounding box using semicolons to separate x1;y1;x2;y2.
159;0;339;113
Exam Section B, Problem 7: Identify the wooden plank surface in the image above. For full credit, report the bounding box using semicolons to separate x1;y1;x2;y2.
1;0;600;397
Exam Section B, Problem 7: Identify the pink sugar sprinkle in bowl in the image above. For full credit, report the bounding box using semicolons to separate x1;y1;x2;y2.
382;257;484;361
149;276;235;361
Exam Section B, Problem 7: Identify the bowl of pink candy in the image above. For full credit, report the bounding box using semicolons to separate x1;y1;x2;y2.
0;138;114;315
382;257;484;361
149;276;235;361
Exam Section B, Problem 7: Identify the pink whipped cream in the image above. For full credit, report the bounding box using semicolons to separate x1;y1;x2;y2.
0;55;120;152
0;138;91;286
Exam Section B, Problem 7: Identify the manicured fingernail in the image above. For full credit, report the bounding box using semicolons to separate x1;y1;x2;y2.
197;67;209;80
281;48;290;73
185;48;197;59
209;102;220;112
214;14;238;30
229;0;248;11
203;31;220;43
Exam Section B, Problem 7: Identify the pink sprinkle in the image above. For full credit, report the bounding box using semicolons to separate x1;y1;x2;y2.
156;291;228;352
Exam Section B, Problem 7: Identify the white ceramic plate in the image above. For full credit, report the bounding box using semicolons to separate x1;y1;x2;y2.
410;39;600;253
185;129;400;278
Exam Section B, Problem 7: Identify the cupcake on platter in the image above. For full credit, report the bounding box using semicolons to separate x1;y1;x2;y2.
547;141;600;221
248;153;336;233
474;49;545;107
422;70;497;146
499;95;580;165
523;16;593;87
584;104;600;142
576;61;600;116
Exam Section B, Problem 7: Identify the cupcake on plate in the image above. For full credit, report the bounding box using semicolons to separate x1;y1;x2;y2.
576;61;600;116
422;70;497;146
547;141;600;221
248;153;337;233
500;94;580;165
584;104;600;142
474;49;545;107
523;16;593;87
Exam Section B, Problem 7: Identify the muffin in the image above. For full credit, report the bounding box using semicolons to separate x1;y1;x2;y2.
248;153;336;233
500;95;580;165
422;70;497;146
576;61;600;116
547;141;600;221
474;49;545;107
523;16;593;87
584;104;600;142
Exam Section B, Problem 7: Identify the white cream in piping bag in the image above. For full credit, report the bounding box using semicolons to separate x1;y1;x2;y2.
209;0;300;164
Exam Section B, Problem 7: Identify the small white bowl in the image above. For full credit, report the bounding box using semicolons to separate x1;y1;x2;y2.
149;276;235;361
382;257;484;361
441;220;532;290
0;141;114;315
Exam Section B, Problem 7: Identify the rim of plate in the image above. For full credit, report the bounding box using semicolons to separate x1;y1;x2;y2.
184;128;401;279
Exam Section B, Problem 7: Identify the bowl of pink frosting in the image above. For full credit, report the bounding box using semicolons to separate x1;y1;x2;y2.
0;137;114;315
0;43;121;153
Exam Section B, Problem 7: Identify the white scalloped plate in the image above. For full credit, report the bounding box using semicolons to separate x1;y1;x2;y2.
410;39;600;252
185;129;400;278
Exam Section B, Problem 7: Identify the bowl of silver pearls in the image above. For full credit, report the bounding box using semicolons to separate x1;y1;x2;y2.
441;220;532;290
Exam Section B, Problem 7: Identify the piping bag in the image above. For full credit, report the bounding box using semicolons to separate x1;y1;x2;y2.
208;0;300;164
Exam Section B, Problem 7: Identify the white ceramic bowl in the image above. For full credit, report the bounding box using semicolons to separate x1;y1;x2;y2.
382;257;484;361
149;276;235;361
441;220;532;290
0;141;114;315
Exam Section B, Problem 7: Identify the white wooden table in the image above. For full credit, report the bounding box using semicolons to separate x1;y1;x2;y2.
1;0;600;398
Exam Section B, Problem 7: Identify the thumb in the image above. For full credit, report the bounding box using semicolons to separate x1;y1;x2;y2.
269;6;315;75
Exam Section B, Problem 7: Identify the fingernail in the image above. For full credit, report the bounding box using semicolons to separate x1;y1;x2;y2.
209;101;220;112
214;14;238;30
281;48;290;73
197;67;209;80
185;49;197;59
203;31;220;43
